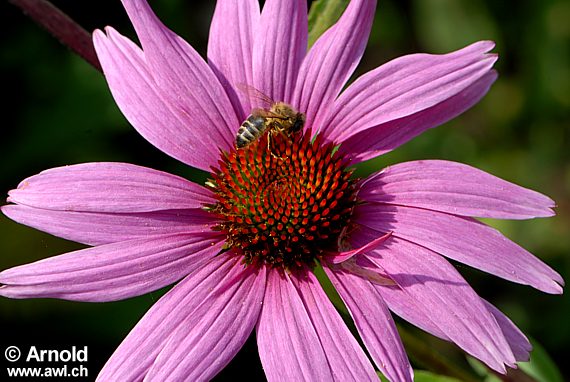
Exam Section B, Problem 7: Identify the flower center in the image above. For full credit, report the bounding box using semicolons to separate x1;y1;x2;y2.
206;130;357;269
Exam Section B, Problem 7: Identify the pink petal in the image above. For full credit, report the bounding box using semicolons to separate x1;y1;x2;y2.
483;300;532;362
373;265;532;362
291;271;378;381
292;0;376;130
7;162;214;213
119;0;239;153
1;205;215;246
208;0;260;118
374;270;450;341
97;254;241;381
0;233;224;302
334;256;396;286
340;71;497;162
356;233;516;373
252;0;308;102
325;266;413;382
323;41;496;143
328;231;392;263
256;269;334;381
93;28;222;171
144;260;266;381
359;160;555;219
375;272;531;363
355;204;564;293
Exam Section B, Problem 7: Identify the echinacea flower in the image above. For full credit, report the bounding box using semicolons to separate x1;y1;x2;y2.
1;0;564;381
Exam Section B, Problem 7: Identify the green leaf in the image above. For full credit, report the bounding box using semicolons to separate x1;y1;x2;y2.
467;338;564;382
377;372;389;382
378;370;463;382
519;339;564;382
414;370;463;382
313;263;349;316
465;357;501;382
397;326;481;382
307;0;349;47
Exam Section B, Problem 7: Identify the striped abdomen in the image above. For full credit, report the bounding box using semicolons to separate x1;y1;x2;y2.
236;115;268;148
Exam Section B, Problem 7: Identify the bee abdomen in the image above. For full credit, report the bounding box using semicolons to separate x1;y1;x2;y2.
236;115;266;148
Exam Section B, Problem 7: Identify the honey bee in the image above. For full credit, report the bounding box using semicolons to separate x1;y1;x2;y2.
235;85;305;149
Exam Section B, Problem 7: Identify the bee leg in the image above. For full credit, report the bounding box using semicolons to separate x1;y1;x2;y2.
267;132;286;160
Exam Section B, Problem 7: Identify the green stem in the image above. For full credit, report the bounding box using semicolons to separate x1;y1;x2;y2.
397;324;481;382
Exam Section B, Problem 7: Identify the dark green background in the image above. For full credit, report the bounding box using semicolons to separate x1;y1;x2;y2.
1;0;568;380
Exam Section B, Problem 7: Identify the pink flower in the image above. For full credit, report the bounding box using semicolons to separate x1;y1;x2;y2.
1;0;563;381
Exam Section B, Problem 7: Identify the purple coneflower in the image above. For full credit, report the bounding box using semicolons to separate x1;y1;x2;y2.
1;0;564;381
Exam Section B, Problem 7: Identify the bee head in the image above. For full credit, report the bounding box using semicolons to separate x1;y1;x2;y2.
272;103;305;133
291;112;305;133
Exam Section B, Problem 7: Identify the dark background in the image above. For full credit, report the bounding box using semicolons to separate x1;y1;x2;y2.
1;0;568;380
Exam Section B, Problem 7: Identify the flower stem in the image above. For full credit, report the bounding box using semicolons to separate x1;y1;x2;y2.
9;0;102;72
397;324;481;382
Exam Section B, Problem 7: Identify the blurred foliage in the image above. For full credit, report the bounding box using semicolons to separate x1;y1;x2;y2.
467;340;565;382
518;339;565;382
0;0;568;380
307;0;348;46
413;371;462;382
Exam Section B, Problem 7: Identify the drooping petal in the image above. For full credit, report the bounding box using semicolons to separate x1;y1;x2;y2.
359;160;555;219
325;266;413;382
256;269;334;381
1;205;215;246
327;231;392;263
7;163;215;213
119;0;238;152
0;233;224;302
355;204;564;293
93;28;222;170
335;256;396;286
483;300;532;362
252;0;308;102
208;0;260;118
291;271;378;381
323;41;496;143
97;254;240;381
357;234;516;373
374;265;532;363
144;260;266;382
340;71;497;162
292;0;376;130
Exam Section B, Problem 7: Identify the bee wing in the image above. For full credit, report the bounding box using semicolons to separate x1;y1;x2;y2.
251;108;288;120
236;83;275;108
250;108;272;117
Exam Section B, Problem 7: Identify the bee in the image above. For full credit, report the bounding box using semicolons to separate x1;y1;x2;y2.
235;85;305;150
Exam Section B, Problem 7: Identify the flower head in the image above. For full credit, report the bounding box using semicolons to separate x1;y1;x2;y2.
208;130;358;269
1;0;564;381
